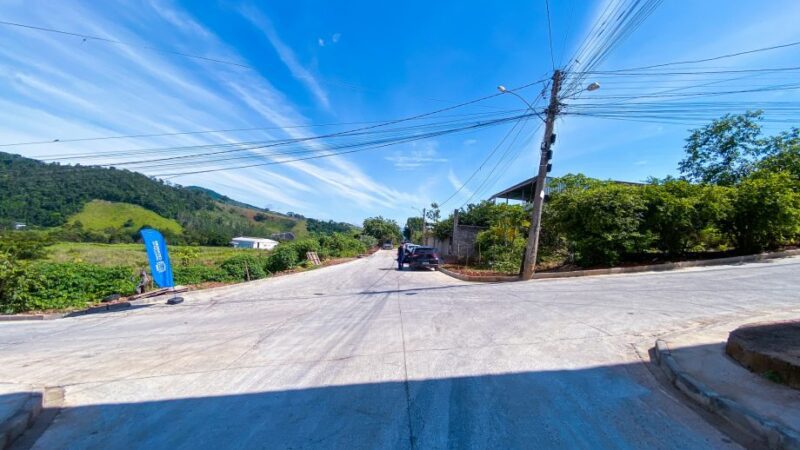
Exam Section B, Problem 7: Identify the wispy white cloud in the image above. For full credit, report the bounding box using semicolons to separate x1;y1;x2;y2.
331;32;341;43
238;5;331;109
447;168;474;199
317;37;325;47
385;141;447;170
463;138;477;146
0;0;419;221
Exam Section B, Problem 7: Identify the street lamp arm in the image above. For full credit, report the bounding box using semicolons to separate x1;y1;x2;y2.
504;90;536;111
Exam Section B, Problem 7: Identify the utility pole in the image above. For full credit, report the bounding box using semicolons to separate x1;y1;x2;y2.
421;207;426;245
520;70;562;280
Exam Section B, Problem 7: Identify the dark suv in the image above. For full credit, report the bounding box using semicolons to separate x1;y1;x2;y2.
405;246;440;270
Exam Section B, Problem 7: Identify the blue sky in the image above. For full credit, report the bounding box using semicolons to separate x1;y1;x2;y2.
1;0;799;225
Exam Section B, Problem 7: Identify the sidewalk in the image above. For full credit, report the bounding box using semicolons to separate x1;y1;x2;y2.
658;318;800;446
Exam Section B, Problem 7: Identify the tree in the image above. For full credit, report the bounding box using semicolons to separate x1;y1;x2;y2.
722;170;800;252
403;217;423;242
758;127;800;182
679;111;766;186
425;202;441;223
362;216;402;243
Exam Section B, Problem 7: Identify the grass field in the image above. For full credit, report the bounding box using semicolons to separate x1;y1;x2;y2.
68;200;183;233
47;242;257;268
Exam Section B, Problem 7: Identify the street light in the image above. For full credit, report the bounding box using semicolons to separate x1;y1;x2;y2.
497;85;536;112
586;82;601;91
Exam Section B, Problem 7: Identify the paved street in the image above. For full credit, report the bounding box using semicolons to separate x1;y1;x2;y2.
1;251;799;449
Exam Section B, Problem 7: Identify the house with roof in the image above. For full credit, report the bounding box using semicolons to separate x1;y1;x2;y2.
230;236;279;250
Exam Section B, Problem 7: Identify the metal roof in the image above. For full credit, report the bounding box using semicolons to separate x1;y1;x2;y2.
489;176;644;202
231;237;278;243
489;176;555;202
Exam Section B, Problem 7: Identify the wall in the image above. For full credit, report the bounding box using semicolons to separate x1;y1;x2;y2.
424;211;486;264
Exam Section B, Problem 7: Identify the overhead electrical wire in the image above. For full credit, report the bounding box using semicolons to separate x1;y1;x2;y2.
544;0;556;70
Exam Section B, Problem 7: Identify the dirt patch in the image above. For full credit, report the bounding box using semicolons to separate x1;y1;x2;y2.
726;320;800;389
441;264;516;278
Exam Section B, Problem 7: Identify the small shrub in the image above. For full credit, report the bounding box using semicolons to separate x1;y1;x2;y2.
174;265;231;285
221;253;268;281
287;238;321;262
266;245;298;272
318;233;366;258
4;262;135;313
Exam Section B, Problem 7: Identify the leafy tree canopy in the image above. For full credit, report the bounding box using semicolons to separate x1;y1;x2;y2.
362;216;402;243
679;110;767;185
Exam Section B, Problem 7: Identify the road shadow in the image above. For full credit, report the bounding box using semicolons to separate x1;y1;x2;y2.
7;359;745;449
64;304;152;318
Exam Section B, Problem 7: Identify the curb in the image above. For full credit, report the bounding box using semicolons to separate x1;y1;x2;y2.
0;388;42;450
437;266;519;283
436;249;800;283
0;301;139;322
533;249;800;280
654;339;800;450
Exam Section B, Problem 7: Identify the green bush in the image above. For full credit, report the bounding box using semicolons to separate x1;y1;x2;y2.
359;234;378;249
287;238;321;262
723;170;800;252
174;265;231;285
0;231;53;260
550;182;652;266
474;203;529;272
0;255;24;311
3;262;135;313
220;253;269;281
266;245;299;272
318;232;366;258
642;181;731;255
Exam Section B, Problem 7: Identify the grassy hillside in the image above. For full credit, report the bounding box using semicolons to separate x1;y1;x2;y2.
0;151;308;245
69;200;183;234
46;242;249;267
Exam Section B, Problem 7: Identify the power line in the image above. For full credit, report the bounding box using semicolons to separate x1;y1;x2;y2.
0;20;252;69
153;113;537;178
438;89;548;208
596;39;800;73
544;0;556;70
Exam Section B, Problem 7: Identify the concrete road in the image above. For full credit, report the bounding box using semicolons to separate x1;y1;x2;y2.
1;251;799;449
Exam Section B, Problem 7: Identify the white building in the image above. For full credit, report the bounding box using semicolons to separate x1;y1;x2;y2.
230;237;279;250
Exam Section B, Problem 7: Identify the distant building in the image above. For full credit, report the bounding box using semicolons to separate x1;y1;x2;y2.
13;222;26;230
270;232;296;241
230;237;279;250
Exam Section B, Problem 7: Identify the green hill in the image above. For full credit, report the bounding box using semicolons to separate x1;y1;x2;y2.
0;151;306;245
69;200;183;234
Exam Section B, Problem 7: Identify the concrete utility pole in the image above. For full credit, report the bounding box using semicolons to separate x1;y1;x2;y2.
520;70;562;280
421;207;426;244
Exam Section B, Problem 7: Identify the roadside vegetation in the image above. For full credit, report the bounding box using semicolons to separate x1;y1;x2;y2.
0;230;375;314
425;111;800;274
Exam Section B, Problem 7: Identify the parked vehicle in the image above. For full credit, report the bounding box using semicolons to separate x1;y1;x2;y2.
405;246;440;270
381;242;393;250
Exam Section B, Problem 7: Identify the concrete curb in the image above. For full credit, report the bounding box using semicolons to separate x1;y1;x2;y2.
436;249;800;283
0;386;51;450
0;301;139;322
654;339;800;450
437;266;519;283
533;249;800;280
